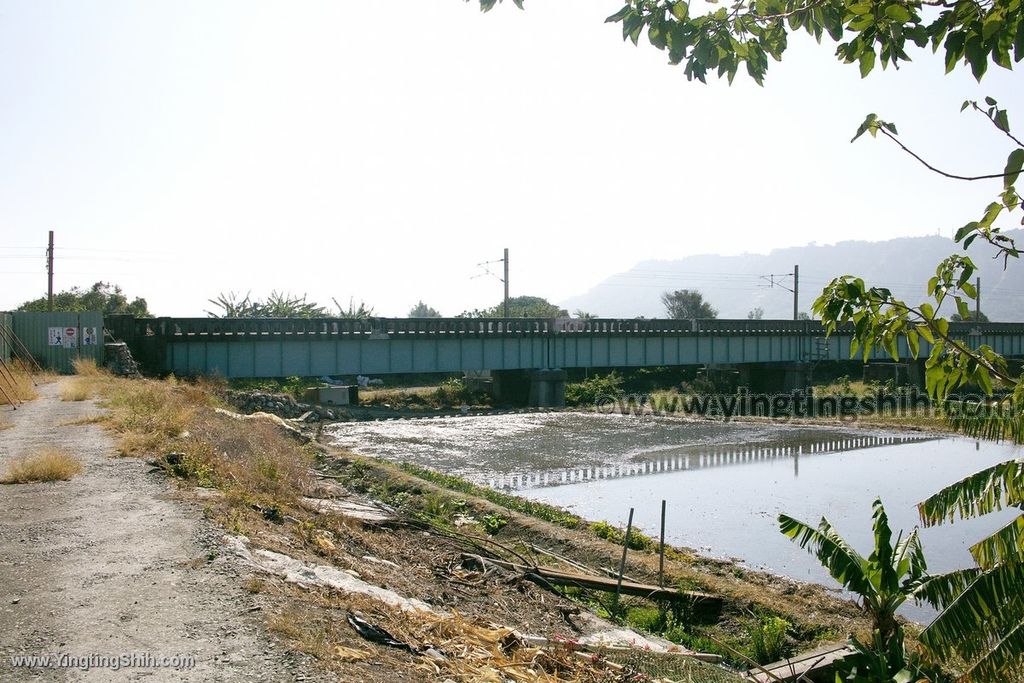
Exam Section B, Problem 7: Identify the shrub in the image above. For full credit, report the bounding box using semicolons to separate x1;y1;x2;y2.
565;372;624;406
60;380;92;401
1;448;82;484
72;358;104;376
747;615;791;664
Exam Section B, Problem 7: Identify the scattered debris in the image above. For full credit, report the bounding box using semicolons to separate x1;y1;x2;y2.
745;642;852;683
299;497;396;524
103;342;141;377
226;535;433;613
461;553;721;609
346;612;420;655
224;390;343;421
213;407;310;443
362;554;400;569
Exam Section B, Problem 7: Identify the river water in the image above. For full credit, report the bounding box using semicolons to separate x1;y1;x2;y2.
325;412;1022;621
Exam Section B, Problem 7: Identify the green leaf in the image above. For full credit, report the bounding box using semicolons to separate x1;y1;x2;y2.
859;50;876;77
919;459;1024;525
605;5;631;23
965;36;989;80
995;108;1010;132
1005;149;1024;190
957;297;971;319
884;4;912;23
851;113;879;142
671;1;689;21
779;513;872;596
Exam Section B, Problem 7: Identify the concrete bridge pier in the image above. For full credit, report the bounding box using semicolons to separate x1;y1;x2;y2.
528;369;567;408
782;363;811;392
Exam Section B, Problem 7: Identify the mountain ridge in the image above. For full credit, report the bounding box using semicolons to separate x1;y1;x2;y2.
560;231;1023;321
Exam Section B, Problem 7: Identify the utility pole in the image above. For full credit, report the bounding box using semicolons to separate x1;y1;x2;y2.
503;248;510;318
47;230;54;312
793;264;799;320
976;276;981;321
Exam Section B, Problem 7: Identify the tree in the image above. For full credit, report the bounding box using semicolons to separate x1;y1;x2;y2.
661;289;717;319
206;291;327;318
261;291;328;318
574;309;597;319
461;295;567;318
806;100;1022;683
333;297;375;320
206;291;261;318
779;499;945;681
480;0;1023;86
747;307;765;320
476;3;1024;675
951;309;990;322
408;300;442;317
18;282;151;317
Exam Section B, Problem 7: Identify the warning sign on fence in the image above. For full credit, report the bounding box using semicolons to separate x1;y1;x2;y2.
82;327;97;346
48;327;63;347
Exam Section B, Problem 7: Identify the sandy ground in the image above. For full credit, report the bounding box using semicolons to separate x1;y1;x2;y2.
0;380;324;682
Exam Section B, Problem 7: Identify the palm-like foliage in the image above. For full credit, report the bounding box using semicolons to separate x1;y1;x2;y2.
915;461;1024;682
779;499;947;681
780;499;928;648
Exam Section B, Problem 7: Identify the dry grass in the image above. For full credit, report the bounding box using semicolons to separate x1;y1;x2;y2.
89;374;310;511
57;414;107;427
1;447;82;484
72;357;104;376
99;377;198;456
0;361;39;405
60;379;93;401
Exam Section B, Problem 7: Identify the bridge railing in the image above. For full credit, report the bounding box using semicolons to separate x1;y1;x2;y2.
126;316;1024;339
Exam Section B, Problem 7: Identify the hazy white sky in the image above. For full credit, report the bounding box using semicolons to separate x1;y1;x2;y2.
1;0;1021;317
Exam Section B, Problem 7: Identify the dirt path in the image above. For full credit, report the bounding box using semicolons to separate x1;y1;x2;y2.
0;380;323;681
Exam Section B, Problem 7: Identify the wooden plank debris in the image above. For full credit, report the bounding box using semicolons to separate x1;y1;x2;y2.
461;553;721;607
745;643;853;683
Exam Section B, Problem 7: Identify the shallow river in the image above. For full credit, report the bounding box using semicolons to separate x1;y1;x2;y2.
325;412;1022;621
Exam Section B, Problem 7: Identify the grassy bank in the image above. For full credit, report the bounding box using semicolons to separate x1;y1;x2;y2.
69;368;881;679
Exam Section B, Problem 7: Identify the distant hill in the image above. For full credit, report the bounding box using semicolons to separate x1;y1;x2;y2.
561;230;1024;321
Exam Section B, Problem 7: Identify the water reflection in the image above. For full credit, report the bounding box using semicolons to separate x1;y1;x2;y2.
487;433;935;490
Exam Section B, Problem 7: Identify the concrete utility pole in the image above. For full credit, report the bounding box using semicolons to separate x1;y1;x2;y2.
47;230;54;312
976;276;981;320
793;264;799;320
503;248;509;318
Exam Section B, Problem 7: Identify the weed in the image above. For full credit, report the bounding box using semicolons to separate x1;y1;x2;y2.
72;358;104;376
0;362;38;405
57;414;107;426
589;520;656;551
245;577;266;593
398;462;583;529
480;512;508;535
60;380;92;401
747;615;791;664
565;372;624;406
1;448;82;484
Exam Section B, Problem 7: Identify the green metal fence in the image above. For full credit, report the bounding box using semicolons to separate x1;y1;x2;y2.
9;311;104;374
0;312;11;364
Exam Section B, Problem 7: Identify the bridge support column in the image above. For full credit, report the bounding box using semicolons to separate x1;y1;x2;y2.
528;369;566;408
907;359;926;390
782;363;811;392
492;370;529;405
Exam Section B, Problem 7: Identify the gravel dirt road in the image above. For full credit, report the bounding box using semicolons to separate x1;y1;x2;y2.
0;380;323;681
